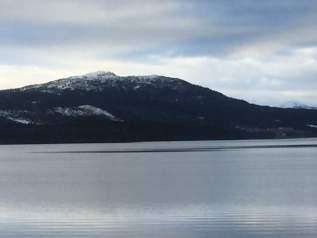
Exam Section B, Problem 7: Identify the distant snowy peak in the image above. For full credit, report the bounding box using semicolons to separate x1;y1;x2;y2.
19;71;188;93
281;101;317;110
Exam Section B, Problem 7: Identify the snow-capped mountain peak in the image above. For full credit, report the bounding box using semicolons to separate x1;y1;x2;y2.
19;71;188;93
82;71;117;79
280;101;317;110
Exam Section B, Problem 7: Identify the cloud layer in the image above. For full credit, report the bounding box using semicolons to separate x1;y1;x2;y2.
0;0;317;106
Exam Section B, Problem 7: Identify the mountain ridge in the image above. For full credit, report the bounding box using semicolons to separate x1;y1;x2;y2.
0;71;316;144
17;71;193;93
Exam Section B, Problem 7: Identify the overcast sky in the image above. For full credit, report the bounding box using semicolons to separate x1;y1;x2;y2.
1;0;317;106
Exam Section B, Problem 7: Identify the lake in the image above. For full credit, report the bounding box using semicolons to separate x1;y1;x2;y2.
0;138;316;237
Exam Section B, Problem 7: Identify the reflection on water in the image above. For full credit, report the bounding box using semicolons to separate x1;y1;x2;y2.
0;205;317;237
0;138;316;237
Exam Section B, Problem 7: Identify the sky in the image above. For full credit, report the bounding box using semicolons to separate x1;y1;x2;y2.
1;0;317;106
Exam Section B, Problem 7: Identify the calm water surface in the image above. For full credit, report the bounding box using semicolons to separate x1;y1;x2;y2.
0;138;317;237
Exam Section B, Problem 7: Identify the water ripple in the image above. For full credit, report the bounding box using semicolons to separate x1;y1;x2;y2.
0;205;316;237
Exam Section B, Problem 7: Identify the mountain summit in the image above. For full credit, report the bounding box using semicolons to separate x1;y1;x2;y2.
19;71;189;93
83;71;118;78
0;71;317;143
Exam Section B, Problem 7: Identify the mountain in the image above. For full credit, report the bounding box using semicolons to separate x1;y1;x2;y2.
0;71;317;144
280;101;317;110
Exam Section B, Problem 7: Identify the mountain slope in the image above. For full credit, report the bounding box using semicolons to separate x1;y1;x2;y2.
0;71;316;144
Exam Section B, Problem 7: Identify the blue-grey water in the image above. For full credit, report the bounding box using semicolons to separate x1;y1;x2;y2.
0;138;317;237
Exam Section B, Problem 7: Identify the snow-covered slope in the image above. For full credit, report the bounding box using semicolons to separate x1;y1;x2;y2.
0;105;122;125
53;105;122;121
0;110;37;125
19;71;188;93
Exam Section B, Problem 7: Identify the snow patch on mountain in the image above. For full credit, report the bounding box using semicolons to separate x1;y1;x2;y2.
8;118;32;125
0;110;35;125
53;105;122;121
307;124;317;129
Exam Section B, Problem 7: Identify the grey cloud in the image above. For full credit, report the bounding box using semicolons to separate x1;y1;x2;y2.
0;0;317;105
0;0;317;58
